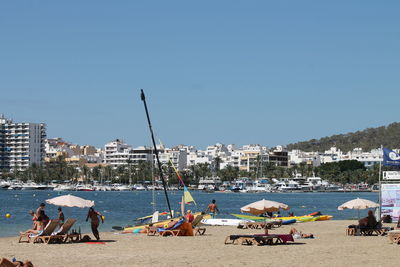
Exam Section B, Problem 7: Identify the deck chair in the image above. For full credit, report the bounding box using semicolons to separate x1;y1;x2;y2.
46;218;77;244
359;220;383;236
192;214;206;236
272;220;283;228
224;234;286;246
158;218;186;236
18;219;59;243
30;219;60;244
146;225;159;236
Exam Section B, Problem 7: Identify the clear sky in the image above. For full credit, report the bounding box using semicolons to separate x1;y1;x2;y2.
1;1;399;149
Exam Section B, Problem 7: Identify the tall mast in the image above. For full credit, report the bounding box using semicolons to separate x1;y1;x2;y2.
140;89;173;217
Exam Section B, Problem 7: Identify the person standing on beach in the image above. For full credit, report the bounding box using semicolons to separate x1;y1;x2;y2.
86;207;104;240
58;207;65;226
36;203;46;217
205;200;219;218
36;203;49;226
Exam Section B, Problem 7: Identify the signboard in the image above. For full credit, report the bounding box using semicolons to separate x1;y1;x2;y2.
381;183;400;222
383;171;400;180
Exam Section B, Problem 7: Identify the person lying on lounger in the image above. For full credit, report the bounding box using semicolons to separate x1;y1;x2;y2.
289;228;314;239
20;211;46;235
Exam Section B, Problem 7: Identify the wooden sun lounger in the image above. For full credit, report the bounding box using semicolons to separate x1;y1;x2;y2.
192;215;206;236
43;218;77;244
224;234;283;246
18;219;60;243
160;229;186;236
358;220;385;236
31;220;61;244
146;226;159;236
246;222;266;229
387;230;400;244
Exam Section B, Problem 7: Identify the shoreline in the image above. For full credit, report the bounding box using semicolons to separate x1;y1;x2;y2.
1;220;398;266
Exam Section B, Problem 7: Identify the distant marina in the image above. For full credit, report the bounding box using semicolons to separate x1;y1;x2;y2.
0;176;378;193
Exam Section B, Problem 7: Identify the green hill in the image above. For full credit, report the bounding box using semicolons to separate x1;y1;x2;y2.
286;122;400;152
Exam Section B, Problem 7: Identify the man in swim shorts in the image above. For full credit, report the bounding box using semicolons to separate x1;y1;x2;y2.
205;199;219;218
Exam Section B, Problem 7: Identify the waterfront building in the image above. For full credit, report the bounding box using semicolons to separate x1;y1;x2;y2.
0;114;46;172
159;146;187;171
268;146;288;167
288;149;321;167
103;139;156;168
239;145;265;172
347;147;382;168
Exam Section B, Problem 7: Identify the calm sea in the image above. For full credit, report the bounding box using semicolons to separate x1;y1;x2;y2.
0;190;378;237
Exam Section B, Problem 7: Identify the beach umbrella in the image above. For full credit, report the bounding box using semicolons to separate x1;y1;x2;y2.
337;198;379;219
46;194;94;208
240;199;289;215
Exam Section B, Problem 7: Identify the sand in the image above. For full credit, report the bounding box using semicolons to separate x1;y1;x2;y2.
0;220;398;267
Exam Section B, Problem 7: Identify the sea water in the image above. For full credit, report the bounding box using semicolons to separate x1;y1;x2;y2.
0;190;378;237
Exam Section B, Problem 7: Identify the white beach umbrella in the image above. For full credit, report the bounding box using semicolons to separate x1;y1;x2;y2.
240;199;289;215
338;198;379;219
46;194;94;208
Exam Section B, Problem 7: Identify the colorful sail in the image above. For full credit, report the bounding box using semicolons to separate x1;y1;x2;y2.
159;139;197;205
183;186;196;205
168;159;196;205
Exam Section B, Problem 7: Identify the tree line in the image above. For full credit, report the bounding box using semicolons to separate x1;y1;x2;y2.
0;155;391;186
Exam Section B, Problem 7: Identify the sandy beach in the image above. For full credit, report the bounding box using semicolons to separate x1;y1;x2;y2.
1;220;398;267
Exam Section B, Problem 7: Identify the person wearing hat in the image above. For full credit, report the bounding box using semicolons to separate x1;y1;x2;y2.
185;210;194;223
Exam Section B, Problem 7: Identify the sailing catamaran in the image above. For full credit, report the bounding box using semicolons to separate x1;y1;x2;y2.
121;90;200;232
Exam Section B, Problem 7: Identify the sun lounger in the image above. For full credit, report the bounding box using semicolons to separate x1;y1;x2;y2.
271;220;283;228
146;225;159;236
30;220;60;244
18;219;60;243
388;230;400;244
158;219;186;236
45;218;77;244
224;234;291;246
358;220;384;236
191;214;206;236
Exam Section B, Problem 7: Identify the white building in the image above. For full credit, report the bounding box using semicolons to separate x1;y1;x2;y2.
289;149;321;167
0;114;46;172
347;147;382;168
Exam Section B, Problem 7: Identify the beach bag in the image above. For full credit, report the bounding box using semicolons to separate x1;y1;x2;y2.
81;235;91;242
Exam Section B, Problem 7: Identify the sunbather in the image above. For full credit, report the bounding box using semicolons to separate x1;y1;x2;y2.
0;258;33;267
20;211;46;235
289;228;314;239
358;210;377;228
28;210;38;230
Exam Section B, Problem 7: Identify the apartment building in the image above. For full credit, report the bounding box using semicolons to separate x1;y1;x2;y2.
0;114;46;172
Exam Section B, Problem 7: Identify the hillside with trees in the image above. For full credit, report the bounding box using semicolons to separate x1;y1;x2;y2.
287;122;400;152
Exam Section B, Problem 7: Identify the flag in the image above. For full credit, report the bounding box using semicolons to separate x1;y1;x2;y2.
383;148;400;166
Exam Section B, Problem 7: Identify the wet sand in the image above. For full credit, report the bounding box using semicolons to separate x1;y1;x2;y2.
0;220;398;267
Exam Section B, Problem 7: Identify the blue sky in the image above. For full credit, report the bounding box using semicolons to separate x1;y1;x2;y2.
1;1;399;149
